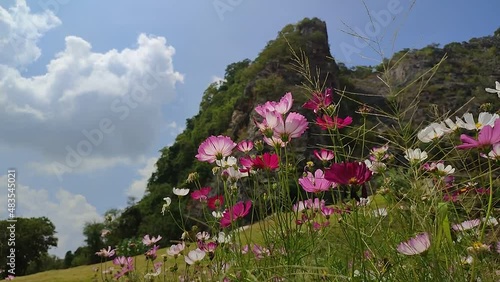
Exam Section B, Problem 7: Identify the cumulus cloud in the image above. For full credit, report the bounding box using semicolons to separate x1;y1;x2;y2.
0;29;183;179
0;175;101;257
125;157;158;199
0;0;61;67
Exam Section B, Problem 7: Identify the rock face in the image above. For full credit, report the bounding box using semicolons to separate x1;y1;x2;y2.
229;18;340;150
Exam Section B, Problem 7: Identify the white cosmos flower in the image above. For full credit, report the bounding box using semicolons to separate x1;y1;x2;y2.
184;248;206;265
455;112;499;130
216;156;237;168
212;211;224;219
364;159;386;173
436;162;455;175
172;187;190;197
404;148;428;163
485;81;500;98
480;143;500;160
214;231;231;243
417;122;452;143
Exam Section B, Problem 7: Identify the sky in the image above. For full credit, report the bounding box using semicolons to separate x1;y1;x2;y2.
0;0;499;258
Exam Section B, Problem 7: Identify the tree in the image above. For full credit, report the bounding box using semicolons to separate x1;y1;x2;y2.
0;217;58;277
83;221;106;264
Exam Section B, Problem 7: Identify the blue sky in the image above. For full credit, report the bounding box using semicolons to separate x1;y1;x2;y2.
0;0;499;257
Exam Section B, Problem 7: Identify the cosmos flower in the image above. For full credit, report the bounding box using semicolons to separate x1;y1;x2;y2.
480;143;500;160
191;187;211;201
404;148;428;163
207;195;224;210
316;115;353;130
417;122;453;143
236;140;253;153
167;242;185;257
314;149;334;162
196;135;237;163
456;118;500;149
251;153;280;171
298;169;335;193
302;88;333;113
324;161;372;186
184;248;206;265
364;159;386;174
96;246;116;258
273;112;308;142
220;201;252;228
173;187;190;197
397;232;431;255
455;112;498;130
142;234;162;246
485;81;500;98
452;219;481;231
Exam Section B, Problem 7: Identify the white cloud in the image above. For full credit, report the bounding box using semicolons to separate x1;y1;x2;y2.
211;75;225;84
125;157;158;199
0;175;101;257
0;30;183;178
0;0;61;67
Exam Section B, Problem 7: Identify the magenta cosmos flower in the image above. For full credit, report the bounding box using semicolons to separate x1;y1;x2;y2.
299;169;335;193
316;115;353;130
273;112;308;142
456;118;500;150
324;161;372;186
220;201;252;228
191;187;211;201
196;135;237;163
302;88;333;113
397;232;431;255
252;152;280;171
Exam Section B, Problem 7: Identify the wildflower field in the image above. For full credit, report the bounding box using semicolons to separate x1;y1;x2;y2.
13;52;500;282
85;65;499;281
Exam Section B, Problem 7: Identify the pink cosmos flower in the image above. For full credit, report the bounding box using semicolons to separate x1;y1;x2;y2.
142;234;162;246
452;219;481;231
273;112;308;142
95;246;116;258
481;143;500;159
145;245;160;260
252;153;280;171
316;115;353;130
220;201;252;228
191;187;211;201
255;92;293;116
113;256;134;279
237;140;254;153
252;244;270;260
207;195;224;210
456;119;500;149
397;232;431;255
196;135;237;163
302;88;333;113
167;242;185;257
263;136;286;148
298;169;335;193
274;92;293;115
324;162;372;186
314;149;334;162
